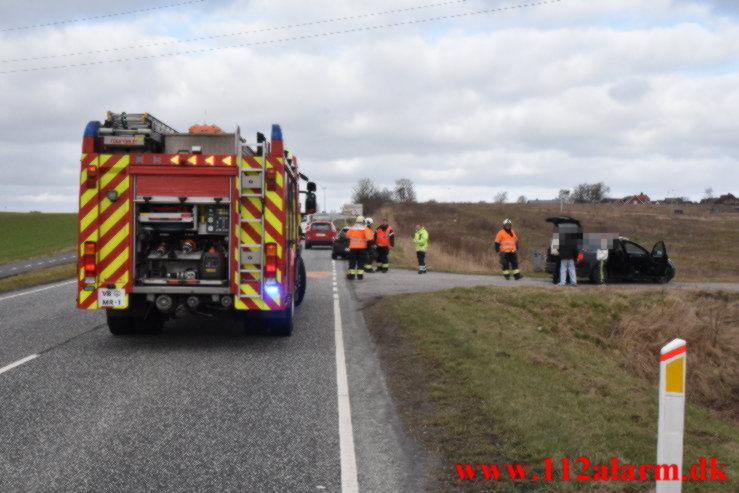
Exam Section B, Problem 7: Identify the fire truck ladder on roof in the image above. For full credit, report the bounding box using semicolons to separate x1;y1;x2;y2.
106;111;178;135
237;139;267;299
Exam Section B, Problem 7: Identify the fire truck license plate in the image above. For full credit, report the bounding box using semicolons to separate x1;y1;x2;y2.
98;288;125;307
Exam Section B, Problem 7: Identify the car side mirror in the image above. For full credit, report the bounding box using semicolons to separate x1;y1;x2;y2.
304;192;317;215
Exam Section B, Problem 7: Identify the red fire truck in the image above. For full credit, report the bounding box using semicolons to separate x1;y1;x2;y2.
77;112;316;336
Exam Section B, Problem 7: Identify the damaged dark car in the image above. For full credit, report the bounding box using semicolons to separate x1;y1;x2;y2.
545;216;676;284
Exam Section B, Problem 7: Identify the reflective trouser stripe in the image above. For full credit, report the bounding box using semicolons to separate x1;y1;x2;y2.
348;269;356;274
512;269;520;274
502;270;510;274
381;263;389;268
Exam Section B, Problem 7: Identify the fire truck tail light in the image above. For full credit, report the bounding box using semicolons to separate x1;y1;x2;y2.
266;168;277;190
84;241;96;282
86;165;98;188
265;243;277;278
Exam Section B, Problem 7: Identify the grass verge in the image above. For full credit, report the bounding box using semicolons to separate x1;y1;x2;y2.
0;212;77;265
365;288;739;492
0;264;76;295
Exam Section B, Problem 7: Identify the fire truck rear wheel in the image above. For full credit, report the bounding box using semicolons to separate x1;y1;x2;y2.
106;312;136;336
295;257;307;307
269;298;294;337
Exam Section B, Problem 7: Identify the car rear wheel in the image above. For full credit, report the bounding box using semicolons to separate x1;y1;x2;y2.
305;242;312;249
655;263;675;284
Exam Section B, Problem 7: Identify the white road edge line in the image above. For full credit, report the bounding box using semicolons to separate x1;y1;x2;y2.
0;279;76;303
0;354;39;376
332;262;359;493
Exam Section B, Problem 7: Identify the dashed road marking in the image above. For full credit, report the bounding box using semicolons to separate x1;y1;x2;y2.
0;354;39;376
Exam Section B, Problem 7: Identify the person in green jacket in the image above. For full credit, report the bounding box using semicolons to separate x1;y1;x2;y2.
414;224;428;274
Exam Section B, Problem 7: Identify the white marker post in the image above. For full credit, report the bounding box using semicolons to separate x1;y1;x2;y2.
656;338;687;492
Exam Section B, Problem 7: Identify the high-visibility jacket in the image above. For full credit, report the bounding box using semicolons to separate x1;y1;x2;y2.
375;225;394;247
414;228;428;252
495;228;518;252
347;224;373;249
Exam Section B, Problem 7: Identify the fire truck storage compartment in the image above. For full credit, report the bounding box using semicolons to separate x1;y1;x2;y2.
134;202;231;287
164;133;237;155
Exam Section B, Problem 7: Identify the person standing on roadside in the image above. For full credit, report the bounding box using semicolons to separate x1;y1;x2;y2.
557;223;581;286
494;218;522;280
346;215;374;280
374;218;395;272
414;224;428;274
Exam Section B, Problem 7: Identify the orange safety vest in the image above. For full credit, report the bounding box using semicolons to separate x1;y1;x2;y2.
495;228;518;252
375;226;394;247
347;225;373;249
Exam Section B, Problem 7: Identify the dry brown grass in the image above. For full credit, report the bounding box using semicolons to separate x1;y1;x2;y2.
611;291;739;422
379;202;739;281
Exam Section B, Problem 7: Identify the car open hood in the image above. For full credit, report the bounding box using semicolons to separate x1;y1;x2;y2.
545;216;582;227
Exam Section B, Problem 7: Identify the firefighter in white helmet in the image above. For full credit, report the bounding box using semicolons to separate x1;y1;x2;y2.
494;218;522;280
346;216;374;280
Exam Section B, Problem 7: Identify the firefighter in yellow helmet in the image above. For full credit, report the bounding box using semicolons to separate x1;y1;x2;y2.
494;218;522;280
346;216;374;280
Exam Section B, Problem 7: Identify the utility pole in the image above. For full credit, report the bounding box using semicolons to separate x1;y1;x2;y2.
322;186;327;213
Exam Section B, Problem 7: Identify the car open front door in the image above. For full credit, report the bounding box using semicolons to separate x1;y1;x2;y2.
650;241;668;277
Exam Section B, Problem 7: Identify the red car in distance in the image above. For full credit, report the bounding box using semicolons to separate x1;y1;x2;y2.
304;221;336;249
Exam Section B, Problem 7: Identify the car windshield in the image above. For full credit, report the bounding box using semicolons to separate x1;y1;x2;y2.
310;223;332;231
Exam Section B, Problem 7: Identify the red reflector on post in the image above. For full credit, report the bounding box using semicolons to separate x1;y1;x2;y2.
265;243;277;277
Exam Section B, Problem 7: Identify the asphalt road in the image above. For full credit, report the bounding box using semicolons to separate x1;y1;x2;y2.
0;248;425;493
0;252;76;279
2;249;736;492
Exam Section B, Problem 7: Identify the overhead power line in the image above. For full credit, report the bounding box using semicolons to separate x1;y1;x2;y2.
0;0;562;75
0;0;207;32
1;0;469;64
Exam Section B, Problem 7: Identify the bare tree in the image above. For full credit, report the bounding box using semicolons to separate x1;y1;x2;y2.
516;195;527;204
351;178;396;215
557;189;572;203
351;177;378;204
572;182;610;203
494;191;508;204
394;178;417;203
704;187;714;199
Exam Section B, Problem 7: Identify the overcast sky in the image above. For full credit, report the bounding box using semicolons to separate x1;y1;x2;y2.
1;0;738;212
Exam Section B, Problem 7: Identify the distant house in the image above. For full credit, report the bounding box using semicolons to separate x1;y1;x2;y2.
619;193;651;205
717;193;739;205
600;197;620;204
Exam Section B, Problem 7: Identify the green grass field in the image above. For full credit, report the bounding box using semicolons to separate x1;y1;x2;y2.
0;212;77;265
366;288;739;492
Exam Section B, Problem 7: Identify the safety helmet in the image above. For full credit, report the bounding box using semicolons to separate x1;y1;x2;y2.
356;215;365;223
503;218;512;225
365;217;373;226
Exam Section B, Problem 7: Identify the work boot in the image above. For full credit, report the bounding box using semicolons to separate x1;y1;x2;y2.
381;268;388;273
358;274;364;280
346;274;355;280
504;275;511;280
514;273;522;280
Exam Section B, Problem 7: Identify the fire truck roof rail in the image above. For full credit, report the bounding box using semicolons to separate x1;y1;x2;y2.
106;111;178;135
